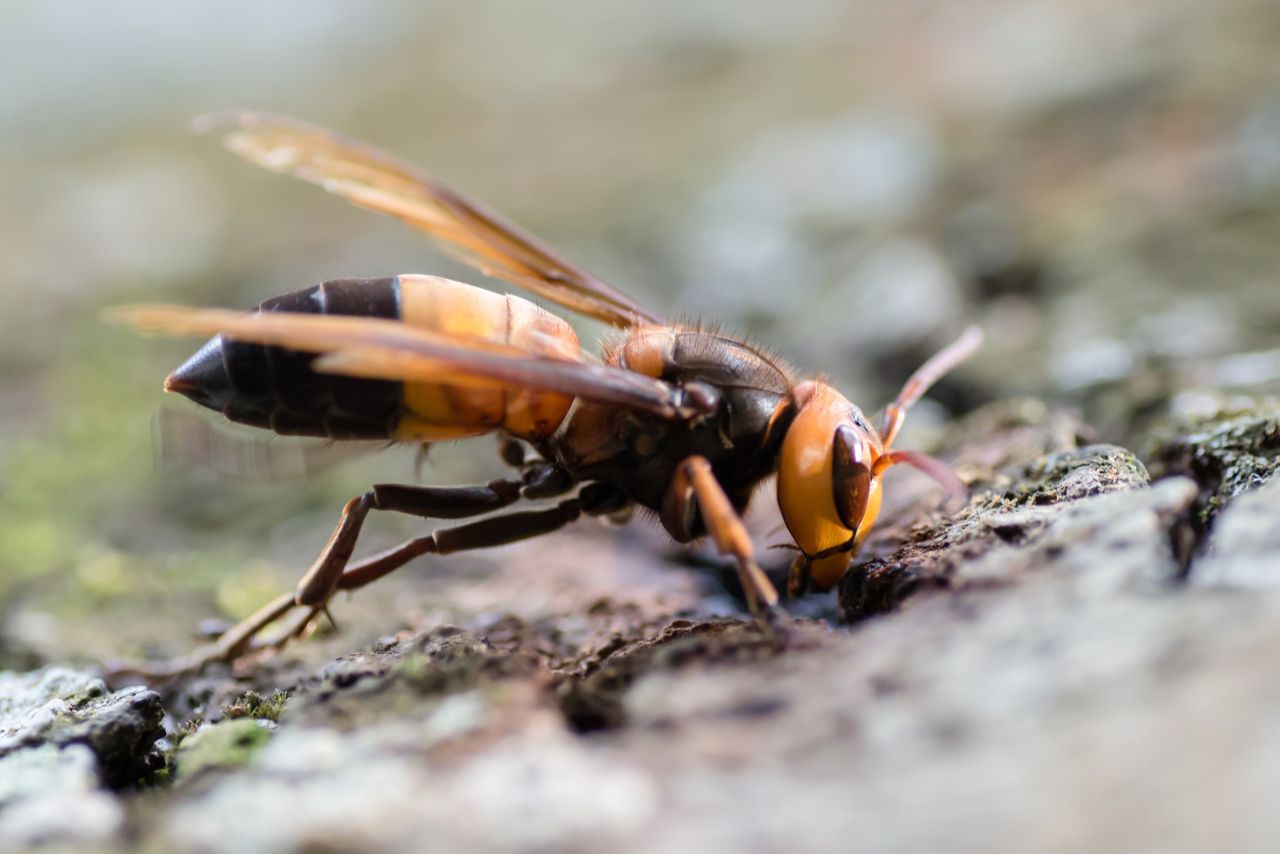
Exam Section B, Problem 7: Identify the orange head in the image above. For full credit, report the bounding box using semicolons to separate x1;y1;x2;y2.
776;381;886;592
774;327;981;595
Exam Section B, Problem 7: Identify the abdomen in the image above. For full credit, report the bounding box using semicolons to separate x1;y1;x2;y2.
165;275;580;441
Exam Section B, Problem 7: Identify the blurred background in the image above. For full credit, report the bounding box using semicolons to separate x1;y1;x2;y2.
3;0;1280;665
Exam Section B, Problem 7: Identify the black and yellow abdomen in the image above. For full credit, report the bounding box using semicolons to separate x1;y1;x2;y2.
165;275;580;442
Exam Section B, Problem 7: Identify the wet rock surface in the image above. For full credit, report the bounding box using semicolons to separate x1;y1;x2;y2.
7;398;1280;853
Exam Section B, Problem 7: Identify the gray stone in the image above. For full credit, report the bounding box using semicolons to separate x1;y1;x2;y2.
842;400;1156;619
621;582;1280;854
0;742;98;807
0;667;164;788
1192;477;1280;588
951;475;1196;592
0;744;125;849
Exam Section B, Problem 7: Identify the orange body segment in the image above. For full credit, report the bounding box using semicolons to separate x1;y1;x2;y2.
394;275;580;441
502;294;582;437
807;484;882;590
615;327;673;378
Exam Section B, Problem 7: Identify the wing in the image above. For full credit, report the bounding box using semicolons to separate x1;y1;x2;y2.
194;111;662;329
111;305;692;420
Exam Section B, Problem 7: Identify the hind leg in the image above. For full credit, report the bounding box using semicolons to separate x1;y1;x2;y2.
121;476;615;679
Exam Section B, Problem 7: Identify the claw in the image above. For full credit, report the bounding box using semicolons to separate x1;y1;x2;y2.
746;601;794;649
762;602;790;627
321;605;340;631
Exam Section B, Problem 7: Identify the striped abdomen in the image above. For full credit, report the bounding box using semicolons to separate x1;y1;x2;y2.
164;275;580;441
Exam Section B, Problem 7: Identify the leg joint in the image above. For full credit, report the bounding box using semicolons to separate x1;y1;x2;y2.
578;482;628;516
371;480;521;519
520;463;574;499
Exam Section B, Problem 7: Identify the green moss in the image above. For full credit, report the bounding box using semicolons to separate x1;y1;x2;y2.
1147;400;1280;526
169;715;205;750
173;718;272;781
974;444;1149;511
221;689;289;723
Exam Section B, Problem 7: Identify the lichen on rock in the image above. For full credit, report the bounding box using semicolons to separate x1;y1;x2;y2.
0;668;165;850
841;401;1161;620
0;667;164;789
1147;398;1280;526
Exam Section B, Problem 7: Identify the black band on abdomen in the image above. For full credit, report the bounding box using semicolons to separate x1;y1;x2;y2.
220;277;406;439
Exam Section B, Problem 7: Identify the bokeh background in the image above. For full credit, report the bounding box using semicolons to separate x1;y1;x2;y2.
4;0;1280;665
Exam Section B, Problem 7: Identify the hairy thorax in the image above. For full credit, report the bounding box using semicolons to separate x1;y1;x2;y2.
549;325;797;518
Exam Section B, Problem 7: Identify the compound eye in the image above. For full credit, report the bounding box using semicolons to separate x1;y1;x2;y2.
832;424;871;531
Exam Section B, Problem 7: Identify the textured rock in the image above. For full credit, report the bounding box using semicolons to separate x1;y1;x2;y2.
0;744;124;849
7;396;1280;854
842;400;1155;619
0;668;158;850
147;466;1273;854
1148;399;1280;526
0;667;164;788
1190;477;1280;588
159;726;661;854
621;564;1280;854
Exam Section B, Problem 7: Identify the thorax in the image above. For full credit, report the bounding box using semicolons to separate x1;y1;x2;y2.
550;325;797;512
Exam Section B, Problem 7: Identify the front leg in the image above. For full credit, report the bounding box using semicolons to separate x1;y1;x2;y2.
661;455;783;619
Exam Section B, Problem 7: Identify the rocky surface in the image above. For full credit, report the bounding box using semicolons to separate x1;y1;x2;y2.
1187;476;1280;589
7;398;1280;853
0;669;164;849
0;669;164;787
8;1;1280;850
1148;399;1280;528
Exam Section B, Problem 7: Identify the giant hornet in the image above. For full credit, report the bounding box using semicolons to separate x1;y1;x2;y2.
116;113;981;673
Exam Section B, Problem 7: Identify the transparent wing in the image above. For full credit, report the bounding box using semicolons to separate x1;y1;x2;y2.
196;111;662;328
